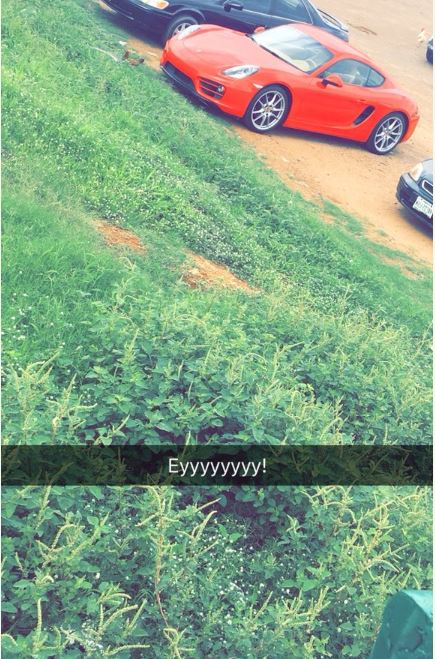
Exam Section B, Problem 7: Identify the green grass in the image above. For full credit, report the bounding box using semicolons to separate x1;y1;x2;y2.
322;200;366;236
2;0;432;446
3;187;432;445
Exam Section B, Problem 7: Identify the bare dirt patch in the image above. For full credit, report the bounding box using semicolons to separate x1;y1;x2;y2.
96;219;146;253
376;253;420;279
95;220;256;292
182;252;258;292
237;125;433;266
126;37;161;71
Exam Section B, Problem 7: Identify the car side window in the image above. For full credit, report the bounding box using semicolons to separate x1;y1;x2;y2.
273;0;310;22
319;58;371;86
366;67;385;87
243;0;272;13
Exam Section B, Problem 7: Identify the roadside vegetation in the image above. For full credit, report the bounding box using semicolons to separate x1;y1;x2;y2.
2;0;432;657
2;485;432;658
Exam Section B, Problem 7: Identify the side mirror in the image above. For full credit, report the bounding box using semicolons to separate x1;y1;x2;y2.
223;1;244;11
321;73;344;88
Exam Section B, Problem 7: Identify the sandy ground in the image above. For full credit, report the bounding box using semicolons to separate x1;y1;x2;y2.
99;0;433;264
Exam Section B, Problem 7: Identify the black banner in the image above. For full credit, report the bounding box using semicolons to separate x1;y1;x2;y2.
1;445;432;486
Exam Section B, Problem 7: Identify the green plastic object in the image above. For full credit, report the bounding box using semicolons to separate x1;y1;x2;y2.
370;590;433;658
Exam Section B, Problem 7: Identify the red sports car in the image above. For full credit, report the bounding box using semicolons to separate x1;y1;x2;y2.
161;23;419;154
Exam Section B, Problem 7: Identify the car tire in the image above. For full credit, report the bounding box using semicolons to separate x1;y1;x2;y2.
365;112;406;155
243;85;290;133
163;14;199;43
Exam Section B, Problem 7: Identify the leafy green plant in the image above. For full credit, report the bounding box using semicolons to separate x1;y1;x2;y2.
2;486;432;658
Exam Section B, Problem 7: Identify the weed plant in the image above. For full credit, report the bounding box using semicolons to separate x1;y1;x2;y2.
2;486;432;658
2;191;432;445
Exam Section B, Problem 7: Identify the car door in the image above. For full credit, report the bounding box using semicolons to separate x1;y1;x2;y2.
292;58;378;130
202;0;273;33
268;0;313;28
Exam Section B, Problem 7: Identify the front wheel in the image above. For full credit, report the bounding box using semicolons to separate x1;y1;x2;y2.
365;112;406;155
163;14;199;43
243;85;290;133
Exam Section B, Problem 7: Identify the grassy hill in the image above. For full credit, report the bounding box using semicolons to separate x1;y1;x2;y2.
2;0;432;445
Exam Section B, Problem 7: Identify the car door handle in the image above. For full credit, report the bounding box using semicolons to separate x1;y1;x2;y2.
358;98;369;103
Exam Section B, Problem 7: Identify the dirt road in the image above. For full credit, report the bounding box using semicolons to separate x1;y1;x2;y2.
100;0;433;264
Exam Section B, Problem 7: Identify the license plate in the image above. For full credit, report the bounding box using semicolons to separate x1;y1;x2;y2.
413;195;433;218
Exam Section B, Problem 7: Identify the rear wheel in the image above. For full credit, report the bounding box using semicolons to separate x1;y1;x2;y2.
366;112;406;155
163;14;199;43
243;85;290;133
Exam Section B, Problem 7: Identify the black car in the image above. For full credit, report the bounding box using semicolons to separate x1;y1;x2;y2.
396;159;433;228
426;36;433;64
102;0;349;44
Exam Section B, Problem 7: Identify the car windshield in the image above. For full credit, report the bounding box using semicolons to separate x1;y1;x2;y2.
252;25;333;73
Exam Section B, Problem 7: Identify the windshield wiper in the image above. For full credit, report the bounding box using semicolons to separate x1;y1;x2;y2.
258;44;284;63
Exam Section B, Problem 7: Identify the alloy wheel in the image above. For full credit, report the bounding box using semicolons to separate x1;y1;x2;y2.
373;116;404;153
172;21;195;36
251;90;286;131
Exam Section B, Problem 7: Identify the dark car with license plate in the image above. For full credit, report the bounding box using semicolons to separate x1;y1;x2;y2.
102;0;348;44
396;158;433;228
426;36;433;64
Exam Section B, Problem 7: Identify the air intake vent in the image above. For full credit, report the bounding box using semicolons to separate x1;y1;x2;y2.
354;105;375;125
199;78;225;99
162;62;195;92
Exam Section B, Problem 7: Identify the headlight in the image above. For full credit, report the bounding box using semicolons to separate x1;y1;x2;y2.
137;0;169;8
409;162;423;181
177;25;201;39
223;65;259;79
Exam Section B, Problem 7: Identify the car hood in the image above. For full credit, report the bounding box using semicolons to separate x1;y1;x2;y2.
178;25;304;74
